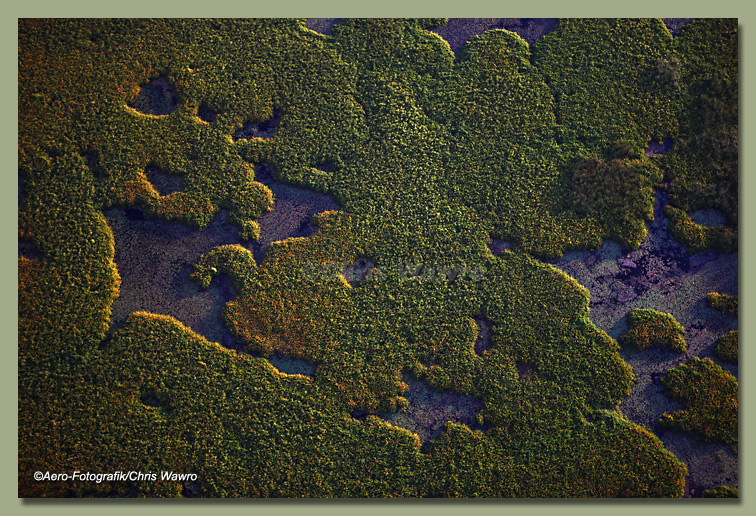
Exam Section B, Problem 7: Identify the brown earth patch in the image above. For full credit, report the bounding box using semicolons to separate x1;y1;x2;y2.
232;111;281;141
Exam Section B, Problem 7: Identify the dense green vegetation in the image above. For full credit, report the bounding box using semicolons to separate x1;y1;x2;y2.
704;485;738;498
619;309;687;353
707;292;738;317
659;357;738;450
19;313;687;497
19;18;736;497
664;206;736;254
571;157;662;249
714;330;738;364
662;20;738;254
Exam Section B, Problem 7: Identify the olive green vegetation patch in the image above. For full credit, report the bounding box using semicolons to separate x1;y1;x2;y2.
664;206;737;254
714;330;738;364
196;245;637;414
659;357;738;451
704;485;738;498
571;157;662;249
18;18;736;497
20;313;428;497
707;292;738;317
19;312;687;498
619;308;687;353
531;18;677;154
663;20;738;251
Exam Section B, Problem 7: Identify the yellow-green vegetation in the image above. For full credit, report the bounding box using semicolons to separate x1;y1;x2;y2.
531;19;677;154
619;309;687;353
19;313;686;497
659;357;738;450
664;206;736;254
707;292;738;317
18;18;737;497
704;485;738;498
714;330;738;364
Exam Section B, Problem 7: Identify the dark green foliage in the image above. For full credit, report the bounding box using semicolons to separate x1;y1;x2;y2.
572;157;662;248
18;17;736;497
20;314;426;497
655;56;681;90
663;19;738;251
707;292;738;317
19;313;685;498
704;485;738;498
127;76;178;116
605;140;639;160
18;153;120;367
619;309;687;353
714;330;738;364
190;245;258;292
531;18;677;154
659;357;738;450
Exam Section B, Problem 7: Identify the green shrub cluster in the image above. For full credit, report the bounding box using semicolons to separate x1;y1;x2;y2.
19;313;426;497
619;309;687;353
714;330;738;364
659;357;738;450
19;312;687;498
704;485;738;498
707;292;738;317
662;19;738;252
190;244;258;292
18;153;120;367
664;206;736;254
18;17;737;497
572;157;662;249
531;19;677;154
19;19;277;238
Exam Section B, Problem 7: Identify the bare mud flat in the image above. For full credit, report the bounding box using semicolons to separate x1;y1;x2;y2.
663;18;694;36
487;239;512;256
690;208;727;227
547;191;738;496
145;165;182;195
250;164;339;263
105;207;244;347
269;352;316;377
645;138;674;157
127;76;177;116
342;258;375;286
375;373;486;447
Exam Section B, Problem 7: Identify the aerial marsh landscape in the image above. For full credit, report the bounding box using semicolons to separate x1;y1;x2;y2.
18;18;738;498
